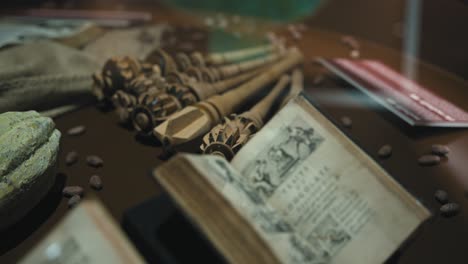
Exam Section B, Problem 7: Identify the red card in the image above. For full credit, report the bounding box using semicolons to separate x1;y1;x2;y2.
318;58;468;127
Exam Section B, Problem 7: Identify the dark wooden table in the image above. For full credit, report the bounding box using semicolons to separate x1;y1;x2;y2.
1;13;468;264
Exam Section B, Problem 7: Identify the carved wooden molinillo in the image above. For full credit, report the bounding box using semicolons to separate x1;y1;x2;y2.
201;75;291;160
147;44;276;73
92;56;159;102
152;45;280;85
94;44;277;104
153;48;303;146
111;72;167;124
93;45;282;125
204;44;276;65
94;45;279;104
131;67;266;133
184;51;283;83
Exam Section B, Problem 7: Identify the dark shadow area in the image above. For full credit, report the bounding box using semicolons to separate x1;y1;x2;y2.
156;211;226;264
158;149;175;161
95;101;115;113
123;195;225;264
118;120;135;131
0;172;67;255
135;132;162;147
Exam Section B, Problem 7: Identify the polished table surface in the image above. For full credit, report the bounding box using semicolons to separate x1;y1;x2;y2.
1;14;468;264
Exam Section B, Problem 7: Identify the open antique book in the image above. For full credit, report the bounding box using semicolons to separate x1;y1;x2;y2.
154;96;431;264
20;199;144;264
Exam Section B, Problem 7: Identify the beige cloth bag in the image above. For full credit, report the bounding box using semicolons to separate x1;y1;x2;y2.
0;40;99;116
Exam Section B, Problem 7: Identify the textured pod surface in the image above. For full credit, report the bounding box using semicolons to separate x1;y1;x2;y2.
0;111;60;230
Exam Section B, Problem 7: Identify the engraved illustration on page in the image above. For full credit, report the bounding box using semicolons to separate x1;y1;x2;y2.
307;214;351;257
241;118;325;198
200;113;373;263
206;156;320;264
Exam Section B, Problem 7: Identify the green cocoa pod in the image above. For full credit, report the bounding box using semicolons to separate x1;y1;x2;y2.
0;111;61;230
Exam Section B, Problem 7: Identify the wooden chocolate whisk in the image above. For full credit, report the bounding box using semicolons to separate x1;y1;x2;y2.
185;51;283;82
93;44;277;103
147;44;276;75
204;44;275;65
155;46;281;84
200;75;291;160
131;67;266;133
94;45;280;124
92;56;155;102
107;51;276;124
153;48;303;146
110;69;167;124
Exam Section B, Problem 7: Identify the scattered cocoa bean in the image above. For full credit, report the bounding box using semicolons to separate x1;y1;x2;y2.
63;186;84;198
341;35;360;50
68;195;81;208
89;175;103;190
431;144;450;156
66;125;86;136
340;116;352;128
434;190;449;205
86;155;104;168
378;145;392;159
65;151;79;166
418;155;441;166
350;49;360;59
313;75;324;85
440;203;460;218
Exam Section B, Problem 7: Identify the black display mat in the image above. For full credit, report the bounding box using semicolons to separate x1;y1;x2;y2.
122;194;226;264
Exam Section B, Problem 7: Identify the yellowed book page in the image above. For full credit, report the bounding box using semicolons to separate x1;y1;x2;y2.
184;154;294;263
226;96;431;264
19;200;145;264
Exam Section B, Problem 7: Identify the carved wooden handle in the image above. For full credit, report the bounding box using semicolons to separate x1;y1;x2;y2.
243;74;291;128
206;44;275;65
204;48;303;120
280;68;303;107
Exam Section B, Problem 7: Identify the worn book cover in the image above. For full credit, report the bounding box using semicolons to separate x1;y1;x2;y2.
155;96;431;264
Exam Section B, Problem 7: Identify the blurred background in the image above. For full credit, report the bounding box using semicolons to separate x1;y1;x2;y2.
1;0;467;79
